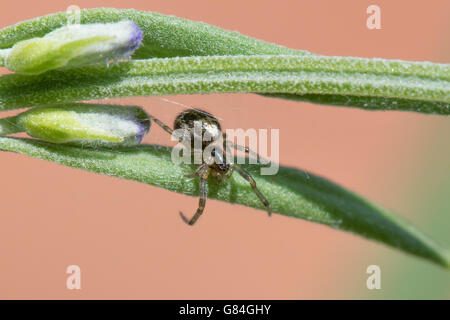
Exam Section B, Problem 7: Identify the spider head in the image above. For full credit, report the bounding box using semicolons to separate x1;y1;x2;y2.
215;162;231;173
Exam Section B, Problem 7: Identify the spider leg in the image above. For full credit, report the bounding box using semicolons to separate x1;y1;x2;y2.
180;164;209;226
179;175;208;226
234;143;257;159
233;164;271;217
223;134;267;164
148;115;173;135
185;163;209;178
224;163;235;180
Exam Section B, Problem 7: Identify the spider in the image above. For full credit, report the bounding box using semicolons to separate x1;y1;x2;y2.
148;108;271;225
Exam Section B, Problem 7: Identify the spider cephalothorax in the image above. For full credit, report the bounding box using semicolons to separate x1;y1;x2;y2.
148;108;271;225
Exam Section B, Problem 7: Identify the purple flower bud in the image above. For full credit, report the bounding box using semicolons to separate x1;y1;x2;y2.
5;21;144;75
11;103;151;146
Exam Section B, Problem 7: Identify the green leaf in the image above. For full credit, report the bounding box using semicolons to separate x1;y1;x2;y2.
0;8;448;114
0;55;448;114
0;136;449;268
0;8;309;58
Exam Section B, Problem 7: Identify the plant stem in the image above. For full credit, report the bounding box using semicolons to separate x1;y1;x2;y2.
0;115;22;135
0;55;448;114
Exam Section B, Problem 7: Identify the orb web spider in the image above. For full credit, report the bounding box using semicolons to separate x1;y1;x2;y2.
148;108;272;226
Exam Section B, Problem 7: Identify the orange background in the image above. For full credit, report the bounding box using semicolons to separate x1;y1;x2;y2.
0;1;449;299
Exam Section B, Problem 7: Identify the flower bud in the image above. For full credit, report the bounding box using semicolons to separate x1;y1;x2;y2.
6;21;143;75
15;103;150;146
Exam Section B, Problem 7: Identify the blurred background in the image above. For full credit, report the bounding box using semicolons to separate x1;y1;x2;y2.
0;0;448;299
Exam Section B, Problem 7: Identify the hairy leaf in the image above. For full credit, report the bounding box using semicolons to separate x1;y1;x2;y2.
0;55;448;114
0;8;309;58
0;9;448;114
0;136;449;268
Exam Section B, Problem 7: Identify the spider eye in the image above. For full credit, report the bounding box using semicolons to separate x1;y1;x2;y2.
218;163;230;172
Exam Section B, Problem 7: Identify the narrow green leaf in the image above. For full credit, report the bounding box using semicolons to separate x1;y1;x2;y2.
0;136;449;268
0;9;448;114
0;8;309;58
0;55;448;114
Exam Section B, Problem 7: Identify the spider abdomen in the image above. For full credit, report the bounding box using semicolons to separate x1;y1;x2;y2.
174;109;222;150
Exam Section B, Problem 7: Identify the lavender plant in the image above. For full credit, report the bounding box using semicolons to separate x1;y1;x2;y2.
0;8;448;268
